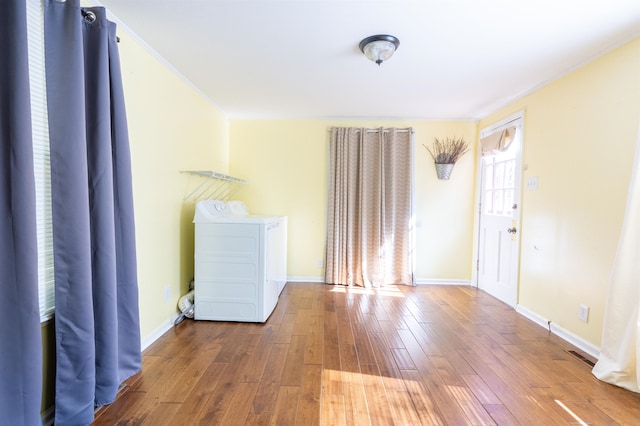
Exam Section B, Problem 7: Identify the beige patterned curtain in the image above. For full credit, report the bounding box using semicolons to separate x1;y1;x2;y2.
325;127;415;287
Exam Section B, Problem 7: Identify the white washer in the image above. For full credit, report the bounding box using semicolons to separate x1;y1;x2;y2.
193;200;287;322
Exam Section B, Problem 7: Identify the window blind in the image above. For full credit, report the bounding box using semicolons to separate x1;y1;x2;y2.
26;0;55;321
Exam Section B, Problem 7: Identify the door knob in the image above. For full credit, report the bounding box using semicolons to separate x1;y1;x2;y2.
507;227;517;234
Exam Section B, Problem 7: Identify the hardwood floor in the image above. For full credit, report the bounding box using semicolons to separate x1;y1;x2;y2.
93;283;640;425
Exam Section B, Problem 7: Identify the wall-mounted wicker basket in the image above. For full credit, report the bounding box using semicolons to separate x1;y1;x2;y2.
423;137;470;180
435;163;455;180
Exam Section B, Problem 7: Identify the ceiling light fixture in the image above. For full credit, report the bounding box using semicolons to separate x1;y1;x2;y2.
359;34;400;66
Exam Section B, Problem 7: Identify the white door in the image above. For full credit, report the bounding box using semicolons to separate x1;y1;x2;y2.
477;122;522;307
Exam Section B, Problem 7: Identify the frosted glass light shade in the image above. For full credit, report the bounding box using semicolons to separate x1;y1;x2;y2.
359;35;400;65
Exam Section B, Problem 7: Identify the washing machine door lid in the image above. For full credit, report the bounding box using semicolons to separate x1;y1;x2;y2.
226;200;249;216
193;200;230;222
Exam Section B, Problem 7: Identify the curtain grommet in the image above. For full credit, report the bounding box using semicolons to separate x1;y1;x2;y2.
82;11;96;23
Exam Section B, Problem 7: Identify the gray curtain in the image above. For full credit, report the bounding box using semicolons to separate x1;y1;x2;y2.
0;1;44;424
44;1;141;424
325;127;415;287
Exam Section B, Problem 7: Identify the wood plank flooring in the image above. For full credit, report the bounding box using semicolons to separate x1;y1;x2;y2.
93;283;640;425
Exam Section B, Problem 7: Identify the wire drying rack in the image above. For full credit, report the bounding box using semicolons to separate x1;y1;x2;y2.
181;170;247;202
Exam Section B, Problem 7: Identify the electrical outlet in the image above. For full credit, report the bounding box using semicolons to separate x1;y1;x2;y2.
579;304;589;322
164;286;171;303
525;176;539;191
316;258;323;268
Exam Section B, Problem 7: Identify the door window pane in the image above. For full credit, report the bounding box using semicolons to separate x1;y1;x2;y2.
505;160;515;188
495;162;505;189
483;155;517;216
485;163;494;190
494;190;504;215
485;190;493;214
504;189;514;216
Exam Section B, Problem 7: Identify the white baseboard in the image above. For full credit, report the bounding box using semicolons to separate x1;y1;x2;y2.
286;276;325;283
516;304;600;359
415;278;471;286
141;314;179;352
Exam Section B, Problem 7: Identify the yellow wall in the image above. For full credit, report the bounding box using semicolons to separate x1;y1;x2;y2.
478;38;640;346
229;120;477;282
118;31;230;339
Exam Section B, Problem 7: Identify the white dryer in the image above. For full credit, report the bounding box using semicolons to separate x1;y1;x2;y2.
193;200;287;322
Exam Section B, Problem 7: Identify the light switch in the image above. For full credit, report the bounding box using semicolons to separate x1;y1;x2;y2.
525;176;538;191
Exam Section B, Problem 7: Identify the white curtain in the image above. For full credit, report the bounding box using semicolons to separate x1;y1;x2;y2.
325;127;415;287
592;117;640;393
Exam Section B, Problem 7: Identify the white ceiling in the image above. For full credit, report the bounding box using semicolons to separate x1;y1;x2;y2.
95;0;640;120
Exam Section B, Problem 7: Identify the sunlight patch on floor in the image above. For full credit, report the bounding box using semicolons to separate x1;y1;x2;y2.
329;285;405;298
555;399;588;425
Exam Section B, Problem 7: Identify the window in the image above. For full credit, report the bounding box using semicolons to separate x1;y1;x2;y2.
26;0;55;320
483;145;517;217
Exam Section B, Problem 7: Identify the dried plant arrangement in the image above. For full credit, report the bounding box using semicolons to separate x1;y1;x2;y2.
423;137;470;164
